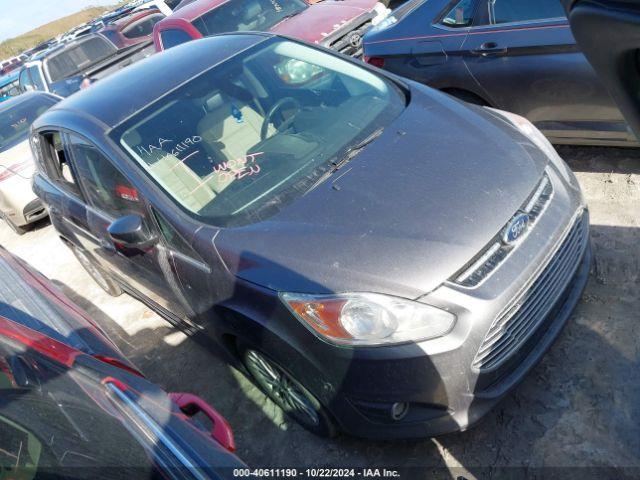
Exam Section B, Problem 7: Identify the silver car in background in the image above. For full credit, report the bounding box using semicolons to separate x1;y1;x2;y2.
0;92;58;234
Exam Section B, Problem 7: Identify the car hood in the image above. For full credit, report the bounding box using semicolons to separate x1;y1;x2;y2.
0;140;35;179
270;0;378;44
216;84;549;299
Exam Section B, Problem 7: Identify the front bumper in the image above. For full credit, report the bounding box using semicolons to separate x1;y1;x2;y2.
329;240;590;438
278;165;591;439
0;175;47;227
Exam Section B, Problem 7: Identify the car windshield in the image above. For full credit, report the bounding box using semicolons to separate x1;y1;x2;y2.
45;36;117;83
193;0;309;36
0;77;19;100
0;96;56;153
112;38;406;227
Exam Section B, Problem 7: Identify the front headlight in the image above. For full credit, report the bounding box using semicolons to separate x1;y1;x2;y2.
280;292;456;346
486;108;558;161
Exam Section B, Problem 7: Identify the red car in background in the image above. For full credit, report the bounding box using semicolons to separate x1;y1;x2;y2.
0;246;245;477
153;0;391;57
100;8;167;49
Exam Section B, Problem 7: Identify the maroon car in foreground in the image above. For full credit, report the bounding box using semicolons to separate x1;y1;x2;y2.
0;246;244;478
153;0;391;56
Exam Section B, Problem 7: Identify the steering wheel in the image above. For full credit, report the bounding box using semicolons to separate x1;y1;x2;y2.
261;97;302;140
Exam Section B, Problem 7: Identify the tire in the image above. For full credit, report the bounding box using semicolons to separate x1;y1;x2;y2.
4;215;27;236
70;245;123;297
241;346;338;438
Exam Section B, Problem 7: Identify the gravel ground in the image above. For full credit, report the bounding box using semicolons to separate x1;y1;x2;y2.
0;146;638;478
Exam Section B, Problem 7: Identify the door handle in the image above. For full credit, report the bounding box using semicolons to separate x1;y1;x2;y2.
471;42;508;56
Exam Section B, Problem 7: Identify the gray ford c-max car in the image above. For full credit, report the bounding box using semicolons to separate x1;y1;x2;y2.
31;33;590;439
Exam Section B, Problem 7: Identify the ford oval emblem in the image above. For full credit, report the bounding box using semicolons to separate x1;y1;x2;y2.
502;213;530;245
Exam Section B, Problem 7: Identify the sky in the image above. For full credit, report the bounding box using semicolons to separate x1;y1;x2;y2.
0;0;117;41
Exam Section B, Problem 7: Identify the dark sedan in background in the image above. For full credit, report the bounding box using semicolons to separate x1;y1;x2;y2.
363;0;638;146
0;246;243;478
31;33;589;439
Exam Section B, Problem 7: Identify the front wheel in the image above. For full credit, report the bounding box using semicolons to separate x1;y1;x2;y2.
242;347;338;437
71;245;122;297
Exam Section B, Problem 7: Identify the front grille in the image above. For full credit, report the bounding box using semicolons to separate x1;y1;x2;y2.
472;212;588;371
454;172;554;288
324;17;374;58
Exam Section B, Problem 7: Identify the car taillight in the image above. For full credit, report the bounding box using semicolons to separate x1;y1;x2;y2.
364;56;385;68
0;160;31;182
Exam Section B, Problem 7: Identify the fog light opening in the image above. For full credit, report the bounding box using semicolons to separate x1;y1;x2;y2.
390;402;409;421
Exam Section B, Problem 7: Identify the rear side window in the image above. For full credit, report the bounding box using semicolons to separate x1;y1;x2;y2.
122;14;166;39
441;0;477;28
486;0;566;25
18;69;34;92
28;66;46;91
66;134;145;218
45;36;117;83
159;28;193;50
40;132;81;197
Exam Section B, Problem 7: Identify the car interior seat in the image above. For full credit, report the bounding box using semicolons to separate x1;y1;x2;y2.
238;1;264;30
196;87;273;163
123;130;217;213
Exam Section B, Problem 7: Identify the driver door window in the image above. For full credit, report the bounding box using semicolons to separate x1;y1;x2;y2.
482;0;566;25
66;134;145;219
19;69;34;92
28;66;46;91
441;0;477;28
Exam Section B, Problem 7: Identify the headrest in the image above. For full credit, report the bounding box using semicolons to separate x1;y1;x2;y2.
244;2;262;20
205;92;225;111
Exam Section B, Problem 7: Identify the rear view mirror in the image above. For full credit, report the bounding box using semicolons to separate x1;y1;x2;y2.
107;214;157;249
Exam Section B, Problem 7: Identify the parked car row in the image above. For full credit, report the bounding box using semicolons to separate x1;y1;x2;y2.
1;0;636;475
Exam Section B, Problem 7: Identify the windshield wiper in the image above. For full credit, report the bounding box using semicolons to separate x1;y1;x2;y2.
305;127;385;194
278;10;303;21
330;127;384;171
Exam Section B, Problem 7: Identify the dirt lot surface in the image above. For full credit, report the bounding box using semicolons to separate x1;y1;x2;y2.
0;146;638;478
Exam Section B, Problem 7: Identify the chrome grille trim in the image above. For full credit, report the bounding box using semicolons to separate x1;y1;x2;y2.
323;17;374;58
472;211;588;371
454;172;554;288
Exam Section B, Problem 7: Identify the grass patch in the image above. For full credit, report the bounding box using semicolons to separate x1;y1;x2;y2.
0;4;123;58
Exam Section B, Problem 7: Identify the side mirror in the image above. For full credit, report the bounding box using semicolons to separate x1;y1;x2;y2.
107;214;157;249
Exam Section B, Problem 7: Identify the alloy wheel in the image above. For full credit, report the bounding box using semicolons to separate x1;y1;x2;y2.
245;349;320;428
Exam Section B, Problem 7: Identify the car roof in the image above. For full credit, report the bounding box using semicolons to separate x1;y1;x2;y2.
163;0;231;22
42;33;271;129
34;33;108;61
0;91;57;114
